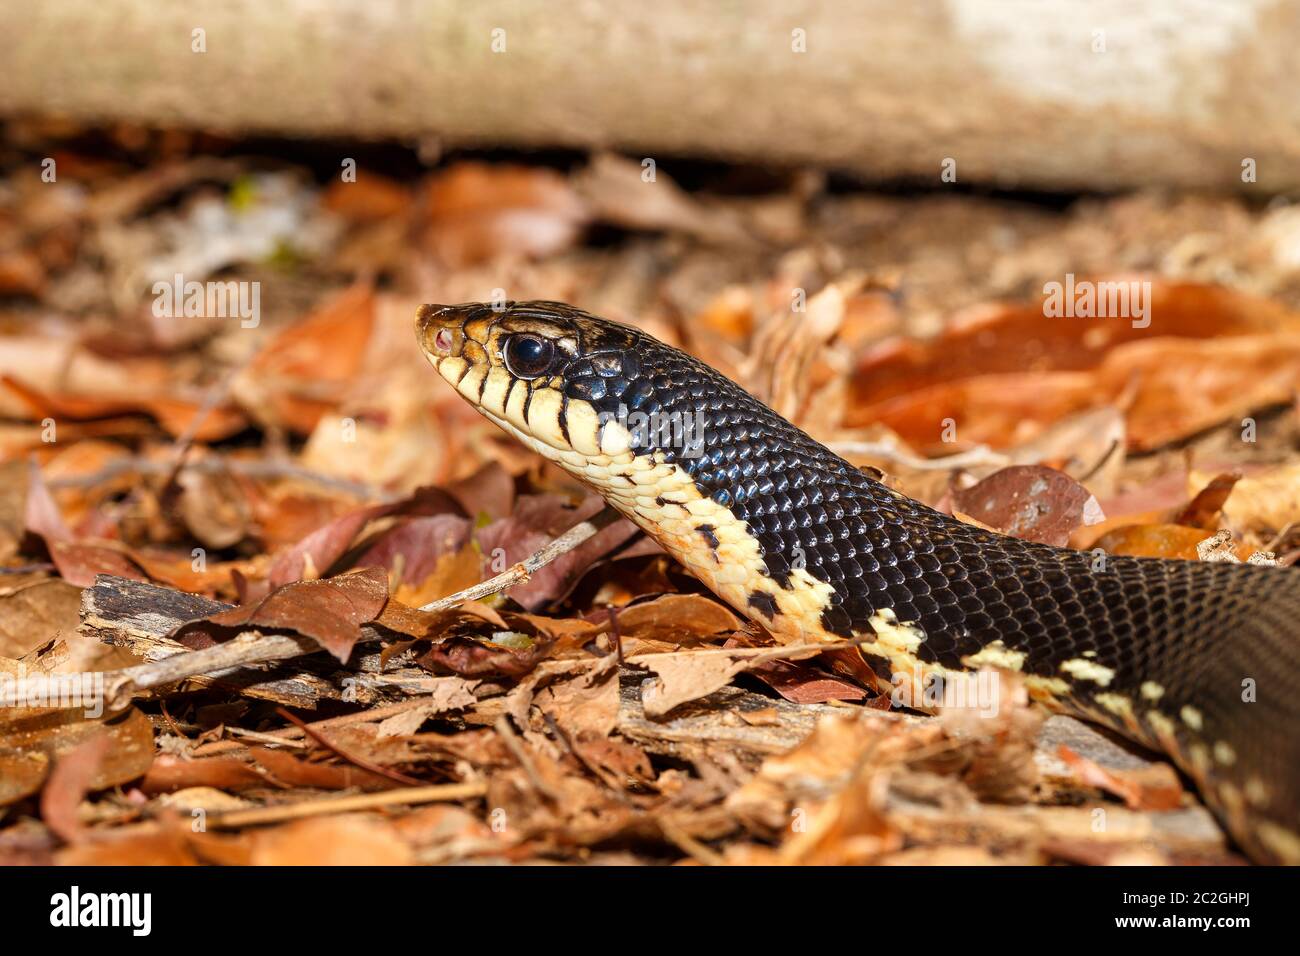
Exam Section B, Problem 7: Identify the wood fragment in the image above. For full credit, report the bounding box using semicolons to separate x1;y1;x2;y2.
206;782;489;829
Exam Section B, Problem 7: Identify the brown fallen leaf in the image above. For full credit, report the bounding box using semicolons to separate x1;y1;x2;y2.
0;577;82;659
45;541;149;589
1192;462;1300;537
391;542;482;609
951;465;1104;547
445;460;516;522
375;678;478;737
0;656;155;809
248;814;414;865
1173;472;1242;530
422;162;589;267
175;463;253;549
572;736;655;790
609;593;741;643
14;459;158;588
320;173;411;223
474;494;641;610
139;754;265;794
247;746;396;792
638;651;751;718
745;657;868;704
852;334;1300;453
1058;744;1185;811
233;282;376;434
0;460;31;561
178;566;390;662
0;374;248;441
0;750;49;806
268;485;462;586
353;514;474;590
852;279;1300;406
1092;524;1253;562
376;598;507;642
573;153;750;245
726;713;913;863
56;824;201;866
39;732;111;843
418;633;555;680
534;656;620;739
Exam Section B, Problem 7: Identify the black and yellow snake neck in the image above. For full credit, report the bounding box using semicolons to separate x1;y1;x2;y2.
417;299;1300;864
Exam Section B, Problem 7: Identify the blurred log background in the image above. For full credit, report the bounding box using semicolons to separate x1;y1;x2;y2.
3;0;1299;193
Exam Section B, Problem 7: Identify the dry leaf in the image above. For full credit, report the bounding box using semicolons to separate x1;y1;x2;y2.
638;652;750;718
1193;463;1300;536
180;567;390;662
249;815;414;865
951;465;1104;547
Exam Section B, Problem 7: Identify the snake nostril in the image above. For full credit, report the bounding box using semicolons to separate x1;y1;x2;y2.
433;328;454;353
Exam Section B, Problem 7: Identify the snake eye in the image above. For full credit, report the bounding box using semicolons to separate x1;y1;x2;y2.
503;334;556;379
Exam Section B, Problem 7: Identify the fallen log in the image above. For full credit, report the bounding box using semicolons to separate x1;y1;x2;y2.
3;0;1297;192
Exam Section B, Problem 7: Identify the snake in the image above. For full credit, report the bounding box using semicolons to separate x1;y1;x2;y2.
416;299;1299;864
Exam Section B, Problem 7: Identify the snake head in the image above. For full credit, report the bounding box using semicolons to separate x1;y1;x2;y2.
415;300;648;457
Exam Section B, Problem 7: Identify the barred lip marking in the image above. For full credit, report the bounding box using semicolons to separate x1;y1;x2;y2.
696;524;720;551
456;365;486;402
521;379;535;426
505;372;528;423
479;366;512;417
502;374;518;417
454;361;473;389
559;393;572;447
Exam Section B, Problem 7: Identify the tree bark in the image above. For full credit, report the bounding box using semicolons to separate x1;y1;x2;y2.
2;0;1297;193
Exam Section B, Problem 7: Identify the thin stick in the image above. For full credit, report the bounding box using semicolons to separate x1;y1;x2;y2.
628;634;871;665
206;782;488;829
659;816;726;866
221;728;310;750
93;631;318;711
420;505;621;611
192;698;437;757
494;715;563;803
160;355;253;491
275;706;423;787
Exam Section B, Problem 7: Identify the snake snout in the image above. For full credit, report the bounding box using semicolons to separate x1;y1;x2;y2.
416;304;472;357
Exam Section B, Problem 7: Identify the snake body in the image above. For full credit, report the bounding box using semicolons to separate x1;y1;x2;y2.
417;300;1299;863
